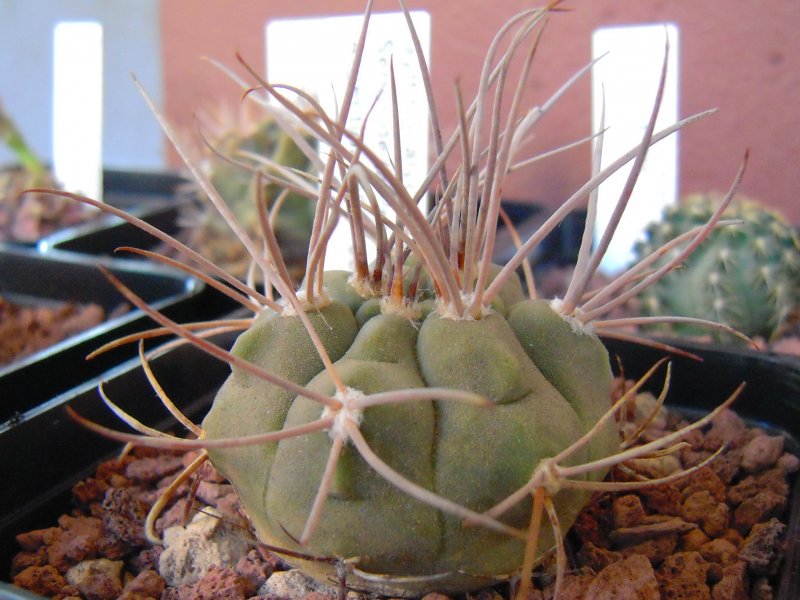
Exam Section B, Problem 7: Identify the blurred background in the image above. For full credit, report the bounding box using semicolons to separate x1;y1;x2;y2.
1;0;798;219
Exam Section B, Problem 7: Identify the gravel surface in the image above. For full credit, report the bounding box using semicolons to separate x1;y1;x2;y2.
8;385;797;600
0;295;106;366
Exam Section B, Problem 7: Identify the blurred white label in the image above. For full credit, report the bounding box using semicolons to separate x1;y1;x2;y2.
592;24;679;273
266;11;431;271
53;21;103;200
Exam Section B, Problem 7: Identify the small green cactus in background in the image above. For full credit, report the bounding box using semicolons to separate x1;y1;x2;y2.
187;107;317;281
62;3;749;598
0;101;88;241
635;194;800;341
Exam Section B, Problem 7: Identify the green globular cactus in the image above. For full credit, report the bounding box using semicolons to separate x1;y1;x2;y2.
635;194;800;341
202;271;618;594
67;3;750;598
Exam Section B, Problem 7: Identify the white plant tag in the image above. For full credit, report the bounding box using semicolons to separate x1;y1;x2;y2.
53;21;104;201
592;24;679;273
266;11;431;271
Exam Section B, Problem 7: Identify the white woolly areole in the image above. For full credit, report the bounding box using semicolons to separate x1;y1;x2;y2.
435;293;494;321
379;297;422;321
347;273;379;298
279;289;331;317
537;458;563;495
323;387;365;441
549;298;595;335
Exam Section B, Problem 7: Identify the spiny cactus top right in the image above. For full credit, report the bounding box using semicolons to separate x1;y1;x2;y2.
635;194;800;340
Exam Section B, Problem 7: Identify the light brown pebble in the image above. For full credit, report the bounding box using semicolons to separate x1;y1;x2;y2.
657;551;712;600
740;435;784;473
583;554;660;600
699;538;738;566
12;565;68;597
739;518;786;576
705;409;747;451
733;491;786;534
721;529;745;549
619;534;678;565
777;451;800;474
612;495;645;529
710;561;748;600
66;558;124;600
625;454;682;479
680;492;729;539
701;502;730;539
682;490;719;524
576;541;623;572
683;528;711;552
680;468;727;503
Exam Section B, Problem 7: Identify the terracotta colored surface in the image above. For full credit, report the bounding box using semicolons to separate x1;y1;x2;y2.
160;1;800;221
10;400;795;598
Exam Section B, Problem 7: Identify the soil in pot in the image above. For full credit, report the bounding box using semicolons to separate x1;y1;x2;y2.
0;294;125;367
7;382;797;600
0;171;95;243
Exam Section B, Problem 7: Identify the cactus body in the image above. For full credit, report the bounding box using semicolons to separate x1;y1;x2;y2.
635;194;800;340
202;274;617;595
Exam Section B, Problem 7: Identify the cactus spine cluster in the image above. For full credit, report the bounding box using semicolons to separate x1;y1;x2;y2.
61;3;749;598
635;194;800;341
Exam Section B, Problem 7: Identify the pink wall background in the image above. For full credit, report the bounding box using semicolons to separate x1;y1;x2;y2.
160;1;800;222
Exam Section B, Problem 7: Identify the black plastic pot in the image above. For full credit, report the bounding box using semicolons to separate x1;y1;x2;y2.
37;201;188;257
2;169;189;248
36;170;192;257
603;337;800;598
0;244;207;423
0;332;238;594
0;336;798;598
491;202;587;270
100;169;188;208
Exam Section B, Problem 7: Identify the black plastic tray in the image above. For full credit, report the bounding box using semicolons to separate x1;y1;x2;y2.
0;245;206;423
0;336;798;598
37;201;187;257
491;202;587;270
100;169;188;207
36;169;192;257
0;332;238;591
603;337;800;598
4;169;188;248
